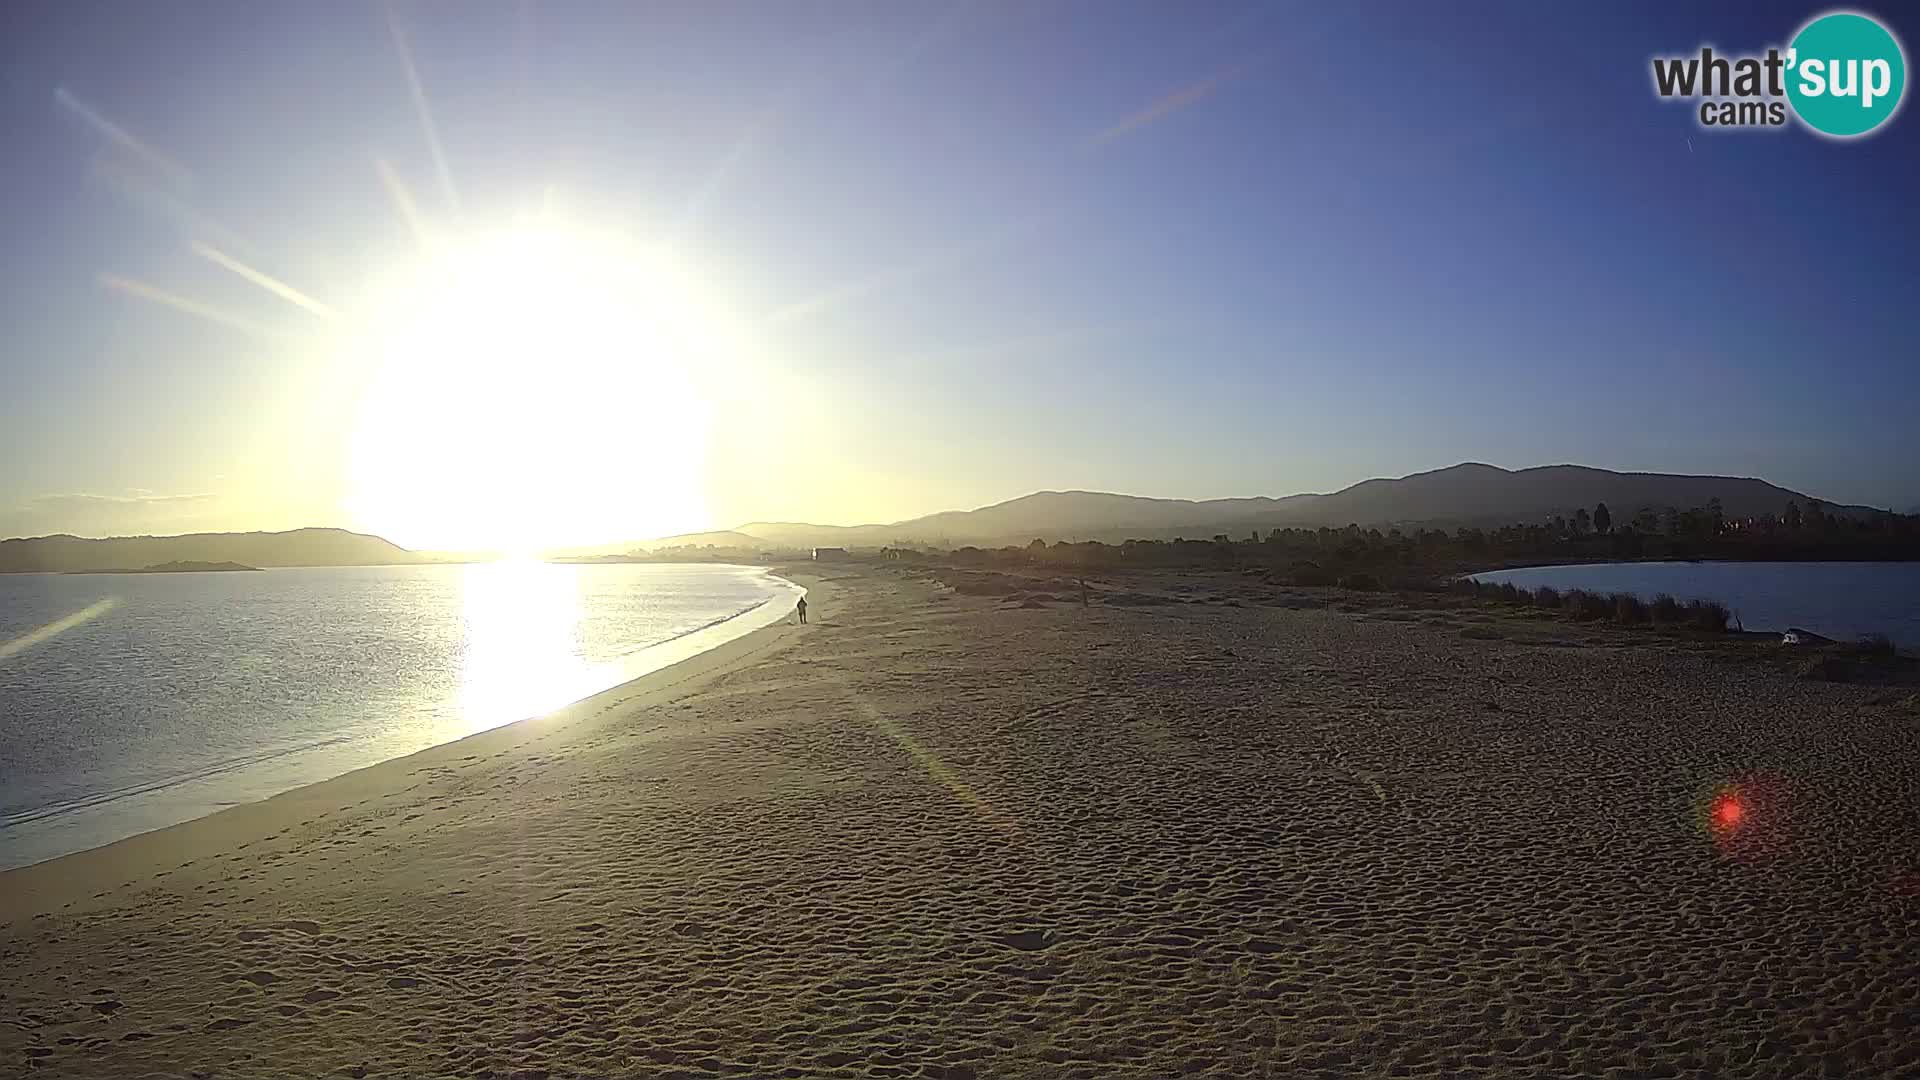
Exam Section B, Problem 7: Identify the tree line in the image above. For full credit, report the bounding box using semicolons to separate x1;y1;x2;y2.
885;499;1920;585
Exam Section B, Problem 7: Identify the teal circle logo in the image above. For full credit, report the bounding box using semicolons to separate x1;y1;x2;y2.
1786;11;1907;137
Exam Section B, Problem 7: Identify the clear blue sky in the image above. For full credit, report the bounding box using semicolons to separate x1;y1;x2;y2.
3;1;1916;544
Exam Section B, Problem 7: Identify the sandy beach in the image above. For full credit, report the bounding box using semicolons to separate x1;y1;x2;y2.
3;565;1917;1078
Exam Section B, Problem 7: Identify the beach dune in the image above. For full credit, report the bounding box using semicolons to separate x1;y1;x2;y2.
3;567;1916;1078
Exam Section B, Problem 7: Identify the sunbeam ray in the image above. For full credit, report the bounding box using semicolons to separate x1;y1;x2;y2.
375;157;431;248
762;211;1057;326
831;671;1017;833
385;4;460;214
902;321;1154;368
91;154;251;253
669;115;771;247
0;599;120;664
762;260;927;326
190;242;338;319
54;87;193;190
97;274;290;340
1083;62;1249;148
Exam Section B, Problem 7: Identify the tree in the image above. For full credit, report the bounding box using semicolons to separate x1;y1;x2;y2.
1593;502;1612;535
1573;508;1591;536
1784;500;1802;530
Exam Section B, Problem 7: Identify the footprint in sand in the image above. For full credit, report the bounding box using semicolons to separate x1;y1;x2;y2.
203;1017;253;1031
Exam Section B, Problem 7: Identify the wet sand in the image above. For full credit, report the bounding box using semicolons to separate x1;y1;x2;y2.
3;566;1916;1078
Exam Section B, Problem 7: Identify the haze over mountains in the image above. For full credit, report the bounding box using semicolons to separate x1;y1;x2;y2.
640;463;1883;551
0;528;418;574
2;464;1887;571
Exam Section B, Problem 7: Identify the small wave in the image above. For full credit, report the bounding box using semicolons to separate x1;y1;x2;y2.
602;596;778;663
0;733;358;831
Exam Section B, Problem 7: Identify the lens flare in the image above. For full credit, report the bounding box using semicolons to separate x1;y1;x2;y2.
1710;792;1746;831
1700;772;1794;861
0;598;120;663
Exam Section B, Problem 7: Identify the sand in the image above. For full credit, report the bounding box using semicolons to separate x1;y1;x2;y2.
3;566;1917;1078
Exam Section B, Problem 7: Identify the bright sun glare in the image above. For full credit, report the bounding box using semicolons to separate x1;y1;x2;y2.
343;219;723;553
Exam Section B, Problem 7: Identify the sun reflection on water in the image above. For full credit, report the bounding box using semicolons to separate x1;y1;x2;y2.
459;560;598;734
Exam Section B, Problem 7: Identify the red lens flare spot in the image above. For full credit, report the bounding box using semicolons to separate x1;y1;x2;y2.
1705;772;1792;860
1710;792;1746;830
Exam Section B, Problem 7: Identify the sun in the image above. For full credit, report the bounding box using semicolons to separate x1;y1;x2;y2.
342;218;725;553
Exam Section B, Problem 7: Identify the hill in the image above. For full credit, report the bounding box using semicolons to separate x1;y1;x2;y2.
1245;463;1874;532
626;529;777;553
717;464;1882;549
64;561;262;575
0;528;419;574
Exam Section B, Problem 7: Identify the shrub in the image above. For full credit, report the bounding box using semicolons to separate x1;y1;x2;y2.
1566;589;1611;621
1533;585;1562;609
1611;592;1648;624
1650;594;1684;623
1288;561;1336;587
1849;634;1898;660
1338;572;1381;592
1684;599;1730;632
1797;654;1853;682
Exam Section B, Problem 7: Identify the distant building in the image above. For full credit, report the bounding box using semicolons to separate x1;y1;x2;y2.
812;547;850;562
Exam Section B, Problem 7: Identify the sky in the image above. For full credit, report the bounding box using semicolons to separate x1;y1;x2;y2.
2;1;1916;549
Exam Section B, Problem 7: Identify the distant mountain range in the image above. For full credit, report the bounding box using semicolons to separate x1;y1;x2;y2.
2;465;1887;569
0;528;419;574
637;463;1885;551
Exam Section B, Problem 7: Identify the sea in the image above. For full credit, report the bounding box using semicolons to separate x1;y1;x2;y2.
1469;561;1920;647
0;562;803;870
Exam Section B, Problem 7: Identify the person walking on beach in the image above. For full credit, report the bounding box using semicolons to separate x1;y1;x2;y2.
796;596;808;625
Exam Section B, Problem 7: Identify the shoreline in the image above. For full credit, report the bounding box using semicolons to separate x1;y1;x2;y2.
1465;560;1919;646
0;571;827;923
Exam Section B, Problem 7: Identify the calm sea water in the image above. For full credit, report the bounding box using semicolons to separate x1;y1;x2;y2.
0;563;802;870
1470;561;1920;646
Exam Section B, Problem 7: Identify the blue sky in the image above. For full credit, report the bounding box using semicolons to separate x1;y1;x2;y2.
2;1;1916;544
